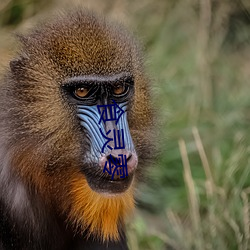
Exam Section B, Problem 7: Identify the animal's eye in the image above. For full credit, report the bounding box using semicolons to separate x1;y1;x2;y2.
113;84;125;95
75;87;89;98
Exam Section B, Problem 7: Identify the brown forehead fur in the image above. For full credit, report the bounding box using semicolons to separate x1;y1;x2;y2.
18;10;141;78
0;9;154;242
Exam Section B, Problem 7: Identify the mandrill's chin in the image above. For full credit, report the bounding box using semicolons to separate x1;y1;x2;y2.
66;173;135;241
80;161;136;195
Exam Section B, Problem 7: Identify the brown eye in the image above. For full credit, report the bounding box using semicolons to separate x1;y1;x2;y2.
75;87;89;98
113;84;125;95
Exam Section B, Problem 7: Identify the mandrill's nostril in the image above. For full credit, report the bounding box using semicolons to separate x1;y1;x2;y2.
107;153;132;165
106;154;120;165
126;154;132;162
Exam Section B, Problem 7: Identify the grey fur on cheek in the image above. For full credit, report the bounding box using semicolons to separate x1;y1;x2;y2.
0;147;35;226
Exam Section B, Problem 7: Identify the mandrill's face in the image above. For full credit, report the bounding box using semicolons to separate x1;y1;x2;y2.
62;73;138;194
5;10;153;241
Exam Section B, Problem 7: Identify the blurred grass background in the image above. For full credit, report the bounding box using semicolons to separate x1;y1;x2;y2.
1;0;250;249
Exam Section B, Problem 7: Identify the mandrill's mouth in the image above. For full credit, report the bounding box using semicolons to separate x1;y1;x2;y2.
82;165;134;194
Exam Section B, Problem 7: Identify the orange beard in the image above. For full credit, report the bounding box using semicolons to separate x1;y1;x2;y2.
67;174;135;241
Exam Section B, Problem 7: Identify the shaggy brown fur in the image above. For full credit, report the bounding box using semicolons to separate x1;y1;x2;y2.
0;10;153;249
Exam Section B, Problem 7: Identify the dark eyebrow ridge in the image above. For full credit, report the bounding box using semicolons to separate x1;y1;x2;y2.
63;72;133;86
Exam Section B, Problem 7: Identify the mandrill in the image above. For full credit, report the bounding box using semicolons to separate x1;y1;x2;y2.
0;9;153;250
